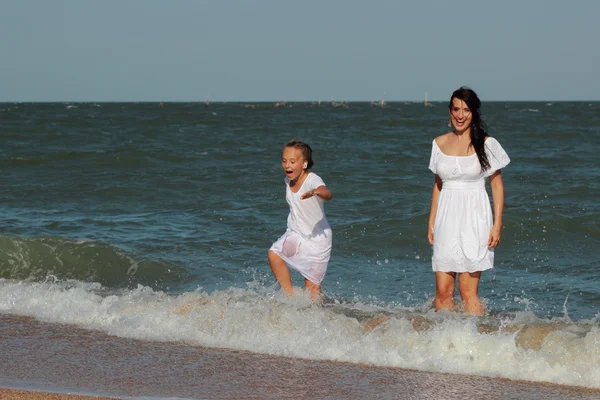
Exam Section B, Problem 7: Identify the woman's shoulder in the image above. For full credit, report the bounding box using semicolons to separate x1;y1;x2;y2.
432;132;452;147
484;136;502;147
482;136;510;175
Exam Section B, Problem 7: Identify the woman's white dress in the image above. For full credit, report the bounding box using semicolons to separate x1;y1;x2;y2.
270;172;332;285
429;137;510;272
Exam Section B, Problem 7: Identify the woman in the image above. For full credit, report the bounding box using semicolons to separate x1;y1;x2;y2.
427;87;510;315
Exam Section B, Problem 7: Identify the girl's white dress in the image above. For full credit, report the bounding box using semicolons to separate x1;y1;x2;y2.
270;172;332;285
429;137;510;272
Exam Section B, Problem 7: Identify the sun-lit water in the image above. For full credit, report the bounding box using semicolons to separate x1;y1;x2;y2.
1;101;599;390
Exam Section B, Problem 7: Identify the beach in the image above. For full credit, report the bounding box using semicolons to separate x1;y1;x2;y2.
2;314;600;399
1;101;599;398
0;389;115;400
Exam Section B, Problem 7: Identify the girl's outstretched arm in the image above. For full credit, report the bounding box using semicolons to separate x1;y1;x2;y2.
301;185;332;200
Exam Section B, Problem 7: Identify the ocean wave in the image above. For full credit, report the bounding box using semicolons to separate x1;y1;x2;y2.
0;234;188;289
0;279;598;389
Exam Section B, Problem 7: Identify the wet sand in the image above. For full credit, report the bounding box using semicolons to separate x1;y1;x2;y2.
1;314;599;400
0;388;115;399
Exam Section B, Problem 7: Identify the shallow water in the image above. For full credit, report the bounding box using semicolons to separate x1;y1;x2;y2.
2;314;600;399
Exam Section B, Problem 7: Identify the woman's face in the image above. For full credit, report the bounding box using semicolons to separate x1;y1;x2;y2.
449;97;473;133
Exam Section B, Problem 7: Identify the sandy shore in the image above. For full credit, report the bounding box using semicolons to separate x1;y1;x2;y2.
2;313;600;400
0;388;116;400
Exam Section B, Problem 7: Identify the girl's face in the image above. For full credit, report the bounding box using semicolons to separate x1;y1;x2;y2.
449;97;473;133
281;147;306;181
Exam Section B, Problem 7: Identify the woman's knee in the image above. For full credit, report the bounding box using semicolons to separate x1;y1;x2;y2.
458;272;481;299
435;272;455;298
436;284;454;303
437;287;454;301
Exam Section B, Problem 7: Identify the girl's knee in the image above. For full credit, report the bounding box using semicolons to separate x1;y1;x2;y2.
268;250;282;264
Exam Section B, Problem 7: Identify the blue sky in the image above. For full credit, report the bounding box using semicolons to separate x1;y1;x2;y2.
1;0;599;102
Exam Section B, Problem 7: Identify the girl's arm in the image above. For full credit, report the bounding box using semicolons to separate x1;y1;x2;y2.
301;185;332;200
428;175;442;244
488;170;505;248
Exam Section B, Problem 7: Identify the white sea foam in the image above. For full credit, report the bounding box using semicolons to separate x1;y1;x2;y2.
0;279;598;389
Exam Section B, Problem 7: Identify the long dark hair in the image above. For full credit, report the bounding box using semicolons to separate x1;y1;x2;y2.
449;87;490;171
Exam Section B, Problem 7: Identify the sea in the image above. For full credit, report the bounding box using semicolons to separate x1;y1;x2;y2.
0;101;599;399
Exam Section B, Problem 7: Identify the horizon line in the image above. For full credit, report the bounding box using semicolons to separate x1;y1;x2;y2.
1;99;599;103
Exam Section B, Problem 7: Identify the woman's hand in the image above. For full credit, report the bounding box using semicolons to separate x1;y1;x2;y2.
488;225;502;248
427;227;434;245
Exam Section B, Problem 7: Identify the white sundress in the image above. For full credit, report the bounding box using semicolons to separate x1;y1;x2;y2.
429;137;510;273
270;172;332;285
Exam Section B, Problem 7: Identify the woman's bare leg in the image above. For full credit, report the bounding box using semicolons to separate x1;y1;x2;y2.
458;271;483;316
435;272;456;311
268;250;293;295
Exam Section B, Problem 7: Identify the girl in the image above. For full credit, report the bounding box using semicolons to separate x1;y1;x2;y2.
268;140;333;299
427;87;510;315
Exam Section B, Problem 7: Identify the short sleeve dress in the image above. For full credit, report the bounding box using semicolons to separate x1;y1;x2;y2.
428;137;510;272
270;172;332;285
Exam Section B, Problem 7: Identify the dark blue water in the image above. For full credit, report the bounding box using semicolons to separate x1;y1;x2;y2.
2;101;598;318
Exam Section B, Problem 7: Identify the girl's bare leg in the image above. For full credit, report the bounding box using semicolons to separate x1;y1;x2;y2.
268;250;293;295
435;271;456;311
458;271;484;316
304;279;321;301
